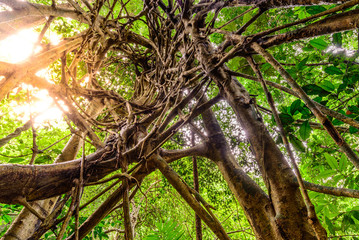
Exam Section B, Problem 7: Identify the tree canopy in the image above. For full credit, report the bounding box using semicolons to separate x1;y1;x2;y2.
0;0;359;239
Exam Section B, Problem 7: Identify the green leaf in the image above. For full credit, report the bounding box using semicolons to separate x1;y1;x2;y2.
316;204;325;213
324;152;338;170
349;74;359;85
1;214;12;223
324;66;343;75
342;214;355;231
146;220;183;240
332;118;344;126
35;155;52;164
8;158;25;164
261;62;271;71
309;38;328;50
209;32;224;44
289;135;305;152
290;100;302;115
337;83;347;93
144;235;160;240
352;210;359;221
306;6;326;15
348;105;359;114
325;216;335;235
243;8;259;23
297;7;309;18
299;121;311;140
349;126;359;134
339;153;347;171
328;204;339;216
333;32;342;46
279;113;294;125
296;57;309;70
299;106;312;119
315;169;336;179
333;174;344;183
303;45;314;51
319;80;335;92
302;84;330;96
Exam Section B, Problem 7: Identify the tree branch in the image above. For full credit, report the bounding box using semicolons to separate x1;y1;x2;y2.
303;180;359;199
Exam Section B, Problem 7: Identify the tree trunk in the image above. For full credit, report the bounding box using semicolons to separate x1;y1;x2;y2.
3;101;104;240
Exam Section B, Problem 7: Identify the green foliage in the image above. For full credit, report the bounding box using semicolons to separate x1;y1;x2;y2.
0;204;22;236
302;84;330;96
323;152;338;170
306;6;327;15
299;120;311;140
309;38;328;50
144;219;184;240
324;66;343;75
1;1;359;239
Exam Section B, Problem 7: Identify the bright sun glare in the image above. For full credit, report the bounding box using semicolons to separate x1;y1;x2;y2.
10;84;68;125
0;29;65;125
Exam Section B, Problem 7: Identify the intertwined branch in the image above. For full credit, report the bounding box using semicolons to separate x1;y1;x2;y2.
0;0;359;239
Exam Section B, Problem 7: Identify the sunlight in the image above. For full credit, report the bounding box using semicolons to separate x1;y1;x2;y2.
80;76;90;87
0;27;61;64
0;28;66;124
0;29;39;63
36;68;56;84
46;31;61;45
10;84;68;125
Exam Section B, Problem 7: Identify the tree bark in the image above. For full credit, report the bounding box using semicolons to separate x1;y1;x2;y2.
3;101;104;240
192;13;320;239
201;107;279;239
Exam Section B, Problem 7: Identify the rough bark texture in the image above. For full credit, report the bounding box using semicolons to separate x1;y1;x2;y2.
3;102;104;240
0;0;359;239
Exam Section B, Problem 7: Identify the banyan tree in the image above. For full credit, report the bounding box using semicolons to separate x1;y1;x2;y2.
0;0;359;239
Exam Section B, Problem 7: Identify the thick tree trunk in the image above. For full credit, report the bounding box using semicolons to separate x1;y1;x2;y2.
3;102;104;240
192;15;320;239
201;108;279;239
1;0;358;239
2;199;57;240
2;135;82;240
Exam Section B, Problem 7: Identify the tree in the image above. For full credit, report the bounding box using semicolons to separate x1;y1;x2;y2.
0;0;359;239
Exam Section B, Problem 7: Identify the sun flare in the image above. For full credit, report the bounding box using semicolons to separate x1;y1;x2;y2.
0;29;39;64
10;84;68;125
0;28;66;124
